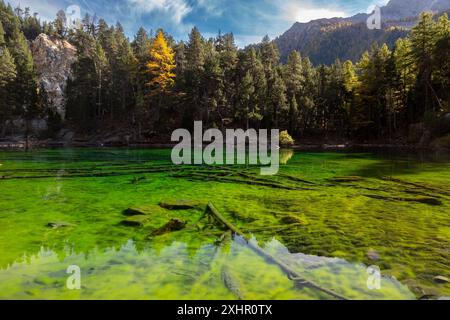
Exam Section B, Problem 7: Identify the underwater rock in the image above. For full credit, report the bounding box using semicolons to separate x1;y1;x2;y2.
159;199;205;210
122;205;167;216
151;219;186;236
47;221;75;229
121;215;151;227
433;276;449;284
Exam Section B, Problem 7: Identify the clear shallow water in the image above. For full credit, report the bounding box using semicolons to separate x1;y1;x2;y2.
0;149;449;300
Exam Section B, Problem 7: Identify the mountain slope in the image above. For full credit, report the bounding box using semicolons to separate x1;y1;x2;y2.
274;0;450;65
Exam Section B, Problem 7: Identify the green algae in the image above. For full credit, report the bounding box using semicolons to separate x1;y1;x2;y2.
0;148;449;299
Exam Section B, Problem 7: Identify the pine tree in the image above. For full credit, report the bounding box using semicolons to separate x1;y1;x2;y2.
54;10;66;38
393;38;415;123
283;51;303;132
410;12;439;114
298;57;317;131
0;46;16;86
433;14;450;111
203;39;223;125
0;46;16;127
8;28;38;118
236;71;255;129
260;35;280;75
184;27;206;123
268;69;287;128
133;27;151;64
66;29;100;129
341;60;357;132
22;10;41;40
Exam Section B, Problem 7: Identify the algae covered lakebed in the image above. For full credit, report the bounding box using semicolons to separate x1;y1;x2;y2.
0;148;449;300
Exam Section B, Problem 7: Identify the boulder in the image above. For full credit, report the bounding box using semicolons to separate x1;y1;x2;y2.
121;215;151;227
151;219;186;236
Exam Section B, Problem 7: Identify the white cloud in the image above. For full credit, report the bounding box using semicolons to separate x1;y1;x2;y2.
196;0;224;16
274;0;348;24
127;0;192;24
295;8;347;22
7;0;61;21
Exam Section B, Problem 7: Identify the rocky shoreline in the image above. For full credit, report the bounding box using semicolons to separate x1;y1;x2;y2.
0;138;447;153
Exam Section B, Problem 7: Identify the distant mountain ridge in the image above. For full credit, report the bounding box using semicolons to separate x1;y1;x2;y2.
273;0;450;65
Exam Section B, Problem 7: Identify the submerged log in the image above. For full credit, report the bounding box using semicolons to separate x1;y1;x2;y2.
122;205;168;216
328;176;364;183
206;202;347;300
172;172;312;191
276;173;315;185
159;199;206;210
364;194;442;206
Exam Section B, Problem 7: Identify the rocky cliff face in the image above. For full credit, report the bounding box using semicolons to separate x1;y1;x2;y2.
31;34;77;120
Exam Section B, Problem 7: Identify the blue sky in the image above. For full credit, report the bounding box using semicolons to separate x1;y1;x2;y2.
8;0;389;46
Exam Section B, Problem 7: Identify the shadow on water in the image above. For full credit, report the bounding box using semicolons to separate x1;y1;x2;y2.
313;148;450;178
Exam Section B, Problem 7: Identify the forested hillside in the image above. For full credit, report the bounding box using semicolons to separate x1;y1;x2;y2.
274;0;450;65
0;0;449;146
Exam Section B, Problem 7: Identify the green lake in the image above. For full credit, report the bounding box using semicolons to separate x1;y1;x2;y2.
0;148;449;300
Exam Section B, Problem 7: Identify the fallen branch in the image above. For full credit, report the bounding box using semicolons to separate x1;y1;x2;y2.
206;202;347;300
364;194;442;206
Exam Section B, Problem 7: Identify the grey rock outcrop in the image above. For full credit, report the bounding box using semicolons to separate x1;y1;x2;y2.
31;34;77;120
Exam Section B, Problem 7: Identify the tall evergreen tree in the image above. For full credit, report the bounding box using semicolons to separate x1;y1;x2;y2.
284;51;303;132
410;12;439;115
184;27;206;124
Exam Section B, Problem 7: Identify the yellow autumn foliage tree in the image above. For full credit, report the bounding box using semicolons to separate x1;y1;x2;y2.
146;31;176;93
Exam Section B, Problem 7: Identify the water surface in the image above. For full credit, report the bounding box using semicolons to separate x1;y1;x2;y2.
0;149;449;299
